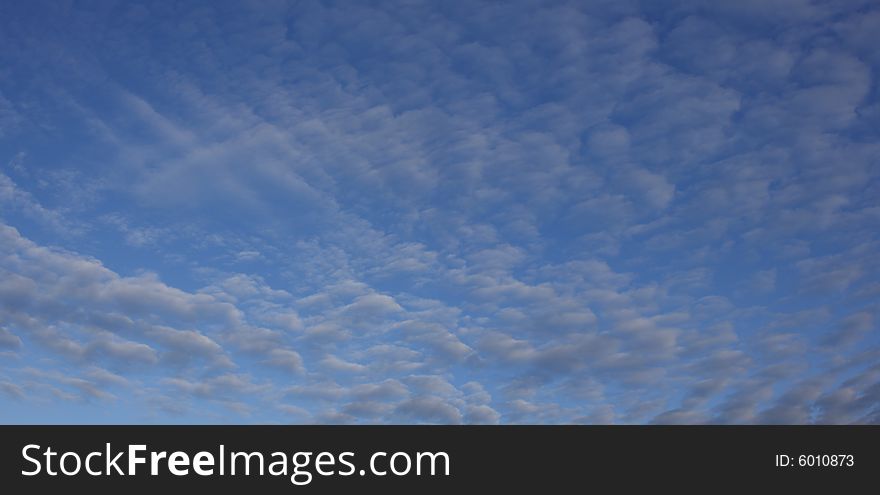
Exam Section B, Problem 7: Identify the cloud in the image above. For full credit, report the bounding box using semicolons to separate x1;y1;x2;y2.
394;396;463;424
146;325;231;366
265;349;305;374
22;368;120;402
0;380;24;400
164;373;269;403
86;336;159;365
821;312;875;349
342;293;403;318
320;355;368;374
0;171;71;234
0;0;878;425
0;327;22;350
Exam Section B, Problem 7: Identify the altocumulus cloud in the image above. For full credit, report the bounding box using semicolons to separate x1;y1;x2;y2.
0;0;878;424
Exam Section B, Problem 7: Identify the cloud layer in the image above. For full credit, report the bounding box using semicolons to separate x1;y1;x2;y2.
0;0;878;424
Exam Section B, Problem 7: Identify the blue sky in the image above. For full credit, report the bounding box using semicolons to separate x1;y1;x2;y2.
0;0;878;424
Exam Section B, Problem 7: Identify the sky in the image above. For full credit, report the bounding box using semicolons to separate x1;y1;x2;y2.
0;0;878;424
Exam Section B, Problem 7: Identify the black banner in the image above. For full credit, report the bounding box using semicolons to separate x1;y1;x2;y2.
0;426;876;492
